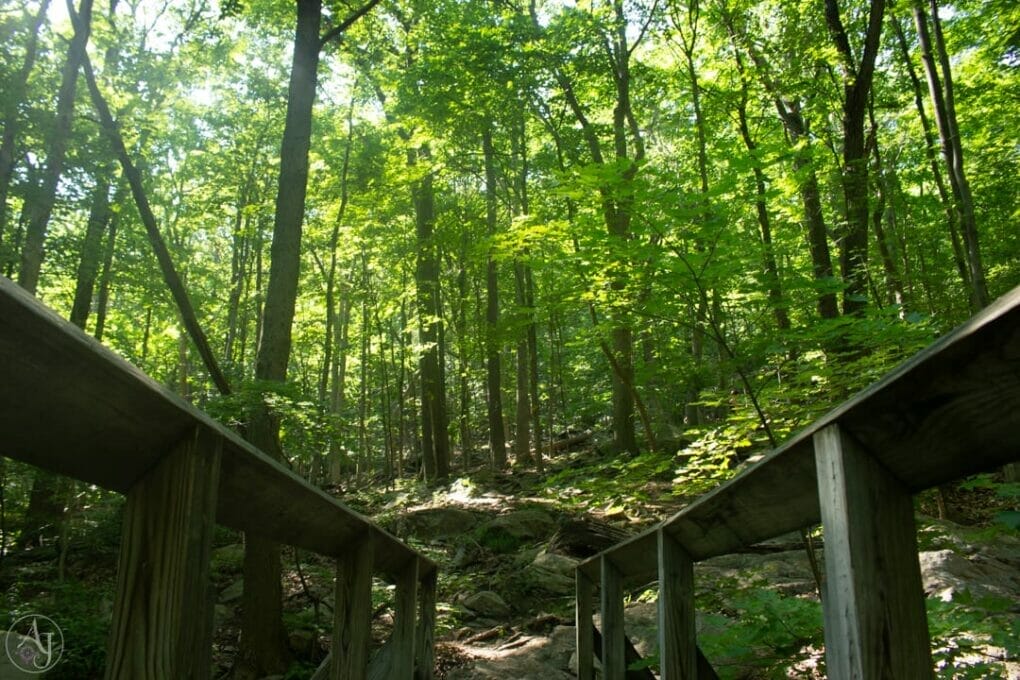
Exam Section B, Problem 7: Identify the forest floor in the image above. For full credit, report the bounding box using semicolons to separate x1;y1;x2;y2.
1;434;1018;679
281;434;1018;680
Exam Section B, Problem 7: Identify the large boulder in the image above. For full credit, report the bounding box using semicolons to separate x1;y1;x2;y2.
477;509;557;551
527;551;579;595
919;549;1020;602
393;507;480;541
463;591;512;618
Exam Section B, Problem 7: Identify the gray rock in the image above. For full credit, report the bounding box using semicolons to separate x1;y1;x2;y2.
463;591;512;618
480;509;557;542
919;549;1020;602
396;507;480;541
527;552;579;595
532;551;578;575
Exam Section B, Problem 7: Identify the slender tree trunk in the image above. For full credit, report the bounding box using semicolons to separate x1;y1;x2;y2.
358;261;370;479
868;99;906;309
513;261;532;465
455;232;471;470
890;14;969;296
84;55;231;395
241;0;325;672
69;167;113;329
913;0;989;310
482;126;507;470
0;0;51;250
825;0;886;317
397;296;408;478
412;148;450;483
677;11;711;427
730;49;790;331
19;0;93;294
93;210;118;342
524;265;543;472
726;10;841;322
327;293;351;482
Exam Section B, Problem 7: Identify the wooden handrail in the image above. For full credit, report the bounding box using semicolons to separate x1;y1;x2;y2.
577;283;1020;678
0;275;431;579
0;275;435;679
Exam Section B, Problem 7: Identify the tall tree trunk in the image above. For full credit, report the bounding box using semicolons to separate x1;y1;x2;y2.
412;148;450;483
482;127;507;470
730;47;790;331
18;0;94;294
83;55;231;395
912;0;989;310
358;259;370;479
513;261;532;465
455;232;471;470
676;5;711;426
868;99;906;309
512;110;544;472
524;265;543;472
890;14;970;297
825;0;886;317
0;0;52;250
93;220;117;341
69;167;113;329
725;11;841;321
240;0;325;672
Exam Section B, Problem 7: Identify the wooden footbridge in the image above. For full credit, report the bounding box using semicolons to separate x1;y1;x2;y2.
0;275;436;679
576;286;1020;679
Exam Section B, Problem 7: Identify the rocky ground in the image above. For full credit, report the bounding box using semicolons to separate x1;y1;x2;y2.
203;443;1020;679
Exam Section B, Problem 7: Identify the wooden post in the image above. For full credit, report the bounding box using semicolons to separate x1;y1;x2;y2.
814;424;934;679
391;558;419;680
331;536;374;680
415;565;437;680
658;529;697;680
601;555;626;680
105;426;221;680
576;569;595;680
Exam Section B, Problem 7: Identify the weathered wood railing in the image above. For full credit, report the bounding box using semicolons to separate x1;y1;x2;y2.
0;275;436;680
576;285;1020;679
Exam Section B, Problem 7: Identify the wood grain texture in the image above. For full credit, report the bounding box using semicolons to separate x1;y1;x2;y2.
391;558;419;680
105;427;221;680
814;424;933;679
575;569;594;680
601;556;626;680
657;530;696;680
332;538;374;680
0;276;432;581
415;566;437;680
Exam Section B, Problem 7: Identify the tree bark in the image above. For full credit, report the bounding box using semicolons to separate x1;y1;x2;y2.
240;0;327;672
514;260;532;465
912;0;989;310
83;55;231;396
890;14;970;298
69;166;113;330
726;11;841;322
18;0;94;294
730;47;790;331
482;126;507;470
825;0;886;317
412;148;450;483
0;0;52;251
